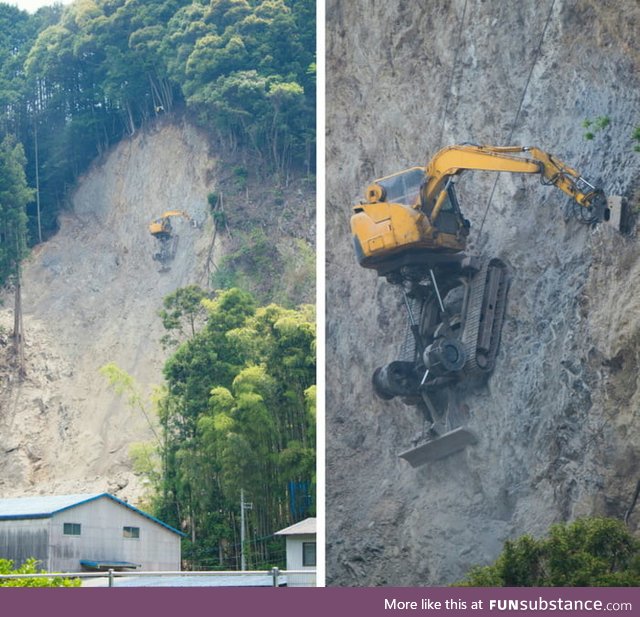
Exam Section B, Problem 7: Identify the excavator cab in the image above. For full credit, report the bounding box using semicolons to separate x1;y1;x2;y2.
351;167;468;275
421;179;470;237
365;167;424;206
149;218;172;239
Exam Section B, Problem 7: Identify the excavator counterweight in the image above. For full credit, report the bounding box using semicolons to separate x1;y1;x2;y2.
352;144;608;466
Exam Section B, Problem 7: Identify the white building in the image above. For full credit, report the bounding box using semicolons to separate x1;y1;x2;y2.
0;493;183;572
275;517;316;587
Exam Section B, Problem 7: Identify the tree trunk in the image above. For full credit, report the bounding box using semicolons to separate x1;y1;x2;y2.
13;268;25;378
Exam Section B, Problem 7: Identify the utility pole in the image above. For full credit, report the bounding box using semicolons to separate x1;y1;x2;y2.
240;489;253;571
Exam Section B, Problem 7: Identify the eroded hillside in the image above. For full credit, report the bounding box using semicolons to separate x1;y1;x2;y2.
0;120;215;499
326;0;640;585
0;118;314;502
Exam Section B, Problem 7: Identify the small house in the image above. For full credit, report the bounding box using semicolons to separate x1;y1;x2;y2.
0;493;183;572
275;517;316;587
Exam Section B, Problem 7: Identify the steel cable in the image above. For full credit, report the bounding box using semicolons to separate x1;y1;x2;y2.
436;0;469;152
477;0;557;239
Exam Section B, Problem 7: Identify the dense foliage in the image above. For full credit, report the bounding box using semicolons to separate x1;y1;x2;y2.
0;0;315;247
134;287;315;569
0;135;32;286
459;518;640;586
212;229;315;305
0;558;80;587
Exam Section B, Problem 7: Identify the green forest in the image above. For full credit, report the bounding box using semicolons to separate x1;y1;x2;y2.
459;518;640;587
161;287;315;568
0;0;315;249
0;0;316;571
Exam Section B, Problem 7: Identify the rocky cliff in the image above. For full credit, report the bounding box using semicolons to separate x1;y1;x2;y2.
0;118;314;503
326;0;640;585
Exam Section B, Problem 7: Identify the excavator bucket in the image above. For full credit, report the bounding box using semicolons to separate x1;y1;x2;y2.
398;427;477;467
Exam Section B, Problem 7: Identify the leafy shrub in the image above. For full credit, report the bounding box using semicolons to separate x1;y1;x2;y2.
0;558;80;587
458;518;640;587
213;210;227;227
632;126;640;152
212;229;280;301
582;116;611;141
233;166;248;190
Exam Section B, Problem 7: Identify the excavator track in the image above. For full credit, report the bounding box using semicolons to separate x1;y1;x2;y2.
461;258;509;376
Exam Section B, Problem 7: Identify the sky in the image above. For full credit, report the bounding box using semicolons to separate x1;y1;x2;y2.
9;0;72;13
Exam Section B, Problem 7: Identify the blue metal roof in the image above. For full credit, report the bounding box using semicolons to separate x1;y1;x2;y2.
0;493;185;536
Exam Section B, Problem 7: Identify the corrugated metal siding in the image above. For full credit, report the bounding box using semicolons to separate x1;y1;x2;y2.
0;496;180;572
0;493;182;535
0;519;50;569
50;497;180;572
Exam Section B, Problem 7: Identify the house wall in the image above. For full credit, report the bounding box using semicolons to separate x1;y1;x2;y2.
285;533;316;570
284;534;316;587
0;519;50;569
49;497;180;572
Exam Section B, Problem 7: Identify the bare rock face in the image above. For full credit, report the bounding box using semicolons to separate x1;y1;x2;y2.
327;0;640;585
0;120;218;501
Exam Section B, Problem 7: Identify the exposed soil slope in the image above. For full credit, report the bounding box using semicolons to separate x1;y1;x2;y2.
0;120;218;500
326;0;640;585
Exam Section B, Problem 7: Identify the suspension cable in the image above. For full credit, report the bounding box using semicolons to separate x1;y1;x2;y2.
477;0;557;239
436;0;469;152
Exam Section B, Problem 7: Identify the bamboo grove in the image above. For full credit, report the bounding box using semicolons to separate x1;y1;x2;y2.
125;287;316;569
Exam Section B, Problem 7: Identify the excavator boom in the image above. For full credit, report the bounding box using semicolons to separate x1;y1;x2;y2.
423;145;606;216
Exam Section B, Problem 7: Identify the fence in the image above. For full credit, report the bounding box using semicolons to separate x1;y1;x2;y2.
0;568;316;588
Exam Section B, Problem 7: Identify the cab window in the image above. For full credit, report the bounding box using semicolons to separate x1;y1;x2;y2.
378;168;424;206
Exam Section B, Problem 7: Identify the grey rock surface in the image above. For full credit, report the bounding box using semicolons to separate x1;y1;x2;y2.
326;0;640;586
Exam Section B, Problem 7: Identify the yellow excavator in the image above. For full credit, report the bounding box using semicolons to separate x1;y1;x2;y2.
350;145;609;466
149;210;191;269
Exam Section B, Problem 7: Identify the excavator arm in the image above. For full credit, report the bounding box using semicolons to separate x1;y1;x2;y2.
422;145;607;222
352;144;608;273
160;210;191;220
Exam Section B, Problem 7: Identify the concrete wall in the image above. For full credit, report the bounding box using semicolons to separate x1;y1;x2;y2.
48;497;181;572
0;519;50;569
